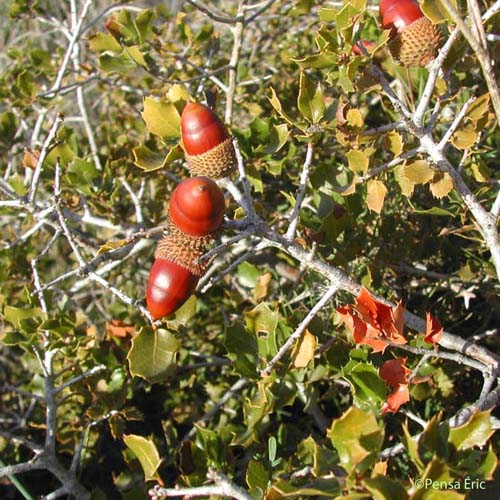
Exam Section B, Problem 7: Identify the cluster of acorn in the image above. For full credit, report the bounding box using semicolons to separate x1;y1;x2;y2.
146;102;235;320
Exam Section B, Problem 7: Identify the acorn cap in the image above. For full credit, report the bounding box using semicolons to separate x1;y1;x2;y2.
164;216;220;251
185;137;236;179
389;16;442;67
154;233;210;276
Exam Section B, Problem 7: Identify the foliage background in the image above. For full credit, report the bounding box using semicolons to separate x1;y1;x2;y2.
1;0;500;499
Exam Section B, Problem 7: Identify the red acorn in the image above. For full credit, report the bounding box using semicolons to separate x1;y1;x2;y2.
146;258;199;320
379;0;442;67
169;176;225;237
181;102;235;178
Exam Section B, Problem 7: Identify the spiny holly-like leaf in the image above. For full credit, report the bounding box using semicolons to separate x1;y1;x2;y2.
430;172;453;199
127;328;180;383
421;0;458;23
379;358;410;386
262;123;290;154
342;361;387;409
123;434;161;481
297;72;324;124
269;87;295;125
424;312;443;344
141;96;181;139
270;477;340;497
347;149;369;174
166;83;191;102
382;384;410;414
404;160;434;185
449;410;494;450
465;93;490;122
364;475;409;500
88;32;121;53
451;125;478;150
132;144;183;171
366;179;387;213
394;164;415;197
291;329;317;368
328;406;384;474
385;131;403;157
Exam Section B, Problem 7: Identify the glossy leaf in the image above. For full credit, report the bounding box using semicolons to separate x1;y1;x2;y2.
123;434;161;481
127;328;180;383
297;72;324;124
141;96;181;139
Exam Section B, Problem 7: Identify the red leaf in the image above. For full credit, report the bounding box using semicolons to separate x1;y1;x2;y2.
391;301;405;337
106;319;136;339
338;305;387;352
424;312;443;344
379;358;411;386
382;384;410;414
356;287;380;325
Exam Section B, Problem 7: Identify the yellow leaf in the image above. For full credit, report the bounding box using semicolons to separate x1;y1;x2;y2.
452;125;478;150
253;273;272;302
470;162;490;182
141;96;181;139
404;160;434;185
430;172;453;199
394;165;415;197
97;239;129;255
166;84;191;102
346;108;364;129
292;329;317;368
346;149;369;174
385;131;403;157
466;93;490;122
366;179;387;213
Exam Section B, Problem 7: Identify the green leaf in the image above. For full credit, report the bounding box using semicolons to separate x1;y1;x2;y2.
88;33;122;53
297;72;324;124
127;328;179;383
224;322;258;378
132;144;183;172
134;9;155;43
418;413;449;462
67;158;100;195
245;303;279;359
237;262;261;288
364;475;408;500
246;460;270;499
99;51;138;73
422;0;458;23
262;124;290;154
449;410;494;450
141;97;181;139
271;477;340;497
124;45;147;68
123;434;161;481
342;361;387;410
166;295;197;331
4;305;45;329
402;423;425;472
328;406;384;474
245;303;279;338
268;87;295;125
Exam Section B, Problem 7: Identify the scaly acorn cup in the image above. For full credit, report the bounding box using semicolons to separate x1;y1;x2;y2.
146;258;199;320
154;233;209;277
380;0;442;67
181;101;236;179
